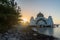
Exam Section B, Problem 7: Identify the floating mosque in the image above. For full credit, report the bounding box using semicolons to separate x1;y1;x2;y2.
29;12;54;27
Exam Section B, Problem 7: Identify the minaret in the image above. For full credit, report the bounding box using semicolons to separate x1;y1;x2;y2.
30;16;36;26
47;16;54;27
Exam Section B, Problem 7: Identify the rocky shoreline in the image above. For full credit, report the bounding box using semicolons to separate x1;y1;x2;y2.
0;28;59;40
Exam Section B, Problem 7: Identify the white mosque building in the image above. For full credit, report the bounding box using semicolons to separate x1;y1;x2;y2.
29;12;54;27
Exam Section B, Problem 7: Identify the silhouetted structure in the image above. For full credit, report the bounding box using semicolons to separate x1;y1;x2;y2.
30;12;54;27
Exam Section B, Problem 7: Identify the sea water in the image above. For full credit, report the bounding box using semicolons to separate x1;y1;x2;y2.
32;25;60;38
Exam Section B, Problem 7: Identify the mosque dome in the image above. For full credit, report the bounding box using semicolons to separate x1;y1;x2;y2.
37;12;44;17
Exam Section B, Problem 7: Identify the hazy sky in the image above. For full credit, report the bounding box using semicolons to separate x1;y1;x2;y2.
16;0;60;24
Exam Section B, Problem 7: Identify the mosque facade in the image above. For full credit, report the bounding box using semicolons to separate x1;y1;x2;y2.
29;12;54;27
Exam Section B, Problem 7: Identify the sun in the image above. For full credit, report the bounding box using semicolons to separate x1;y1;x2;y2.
22;18;28;23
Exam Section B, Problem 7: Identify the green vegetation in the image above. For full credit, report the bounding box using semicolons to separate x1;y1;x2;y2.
0;0;21;33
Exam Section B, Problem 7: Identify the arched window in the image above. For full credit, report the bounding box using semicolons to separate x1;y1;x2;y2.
36;18;47;24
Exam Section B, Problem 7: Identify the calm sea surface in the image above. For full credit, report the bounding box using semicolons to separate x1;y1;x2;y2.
32;25;60;38
53;26;60;38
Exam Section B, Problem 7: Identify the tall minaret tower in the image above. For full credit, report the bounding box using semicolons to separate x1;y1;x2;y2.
29;16;36;26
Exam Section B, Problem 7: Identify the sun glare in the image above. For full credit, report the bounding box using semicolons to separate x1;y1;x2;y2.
22;18;27;23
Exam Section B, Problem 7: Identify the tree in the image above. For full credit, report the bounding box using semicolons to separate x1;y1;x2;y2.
0;0;21;33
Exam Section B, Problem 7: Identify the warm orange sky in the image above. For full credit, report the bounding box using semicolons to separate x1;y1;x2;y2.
21;10;32;22
21;10;60;24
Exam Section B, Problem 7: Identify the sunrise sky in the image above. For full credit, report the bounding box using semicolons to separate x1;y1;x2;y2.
16;0;60;24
